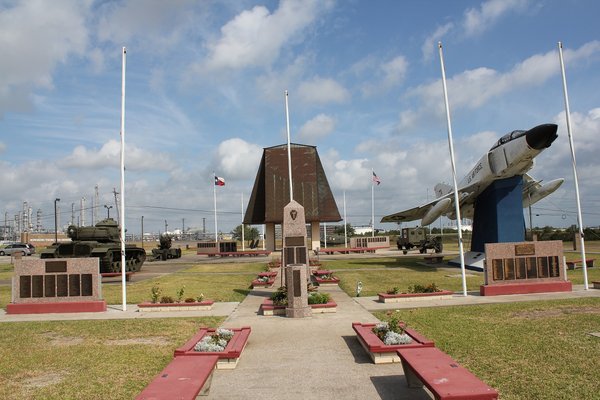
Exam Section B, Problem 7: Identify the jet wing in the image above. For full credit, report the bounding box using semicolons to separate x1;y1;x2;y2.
380;183;482;225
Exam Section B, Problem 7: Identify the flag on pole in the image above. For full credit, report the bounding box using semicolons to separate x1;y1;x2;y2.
214;176;225;186
372;171;381;185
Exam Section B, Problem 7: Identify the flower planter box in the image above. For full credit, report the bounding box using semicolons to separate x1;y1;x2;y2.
377;290;454;303
258;271;278;278
251;278;275;288
260;299;337;316
352;322;434;364
137;300;214;312
312;270;340;286
174;326;251;370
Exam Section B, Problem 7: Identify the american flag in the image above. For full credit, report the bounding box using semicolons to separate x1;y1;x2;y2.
372;171;381;185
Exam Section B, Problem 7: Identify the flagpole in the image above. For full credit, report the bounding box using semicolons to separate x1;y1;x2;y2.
119;46;127;311
213;172;218;242
343;190;348;247
285;90;293;201
558;41;588;289
241;193;245;251
439;42;467;297
371;169;375;238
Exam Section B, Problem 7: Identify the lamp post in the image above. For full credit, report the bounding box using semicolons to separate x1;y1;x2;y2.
104;205;113;219
54;198;60;244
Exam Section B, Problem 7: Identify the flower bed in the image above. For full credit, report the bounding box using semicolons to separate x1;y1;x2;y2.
174;326;251;370
251;277;275;288
352;322;434;364
138;300;214;312
260;298;337;316
258;271;278;278
377;290;454;303
312;269;340;286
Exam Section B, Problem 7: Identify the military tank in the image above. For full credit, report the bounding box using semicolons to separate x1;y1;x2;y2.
151;234;182;261
39;218;146;273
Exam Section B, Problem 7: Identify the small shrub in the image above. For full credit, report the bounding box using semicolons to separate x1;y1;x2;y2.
193;328;235;352
386;287;401;295
308;292;331;305
176;286;186;302
196;293;205;302
184;297;196;303
160;296;175;304
270;286;287;306
408;283;441;294
150;283;161;304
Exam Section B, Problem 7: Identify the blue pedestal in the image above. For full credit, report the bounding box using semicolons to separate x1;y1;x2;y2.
471;176;524;252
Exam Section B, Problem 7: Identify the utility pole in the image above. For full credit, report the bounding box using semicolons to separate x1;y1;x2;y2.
165;220;168;234
113;188;120;223
80;197;86;226
71;203;75;225
93;184;99;225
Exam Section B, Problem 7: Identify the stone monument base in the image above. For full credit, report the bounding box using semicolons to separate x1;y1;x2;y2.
480;281;572;296
6;300;107;314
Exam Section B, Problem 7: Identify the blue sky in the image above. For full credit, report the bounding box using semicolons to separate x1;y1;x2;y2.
1;0;600;235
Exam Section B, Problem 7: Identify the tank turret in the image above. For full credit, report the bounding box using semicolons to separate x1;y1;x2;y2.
40;218;146;273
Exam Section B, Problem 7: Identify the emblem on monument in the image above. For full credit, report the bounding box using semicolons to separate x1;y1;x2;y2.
290;209;297;220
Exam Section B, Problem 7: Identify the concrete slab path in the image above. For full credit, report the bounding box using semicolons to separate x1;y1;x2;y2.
206;286;431;400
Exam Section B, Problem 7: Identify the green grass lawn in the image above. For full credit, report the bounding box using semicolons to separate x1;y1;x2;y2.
375;297;600;400
0;317;225;400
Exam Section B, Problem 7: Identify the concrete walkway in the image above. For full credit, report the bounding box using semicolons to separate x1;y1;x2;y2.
206;286;431;400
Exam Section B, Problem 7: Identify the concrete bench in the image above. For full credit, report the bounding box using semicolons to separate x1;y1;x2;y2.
136;355;219;399
565;259;595;270
101;272;133;282
397;347;498;400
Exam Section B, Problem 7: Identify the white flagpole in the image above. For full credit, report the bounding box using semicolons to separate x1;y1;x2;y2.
119;47;127;311
343;191;348;247
558;41;588;290
439;42;467;297
213;173;218;242
241;193;245;251
285;90;294;201
371;169;375;238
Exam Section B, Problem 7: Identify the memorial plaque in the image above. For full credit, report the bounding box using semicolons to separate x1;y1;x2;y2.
286;236;305;247
526;258;537;278
69;274;81;296
81;274;93;296
32;275;44;298
45;261;67;273
516;258;526;279
537;258;549;278
20;276;31;298
504;258;515;280
550;256;559;277
45;275;56;297
492;259;503;281
515;243;535;256
57;274;68;297
293;270;301;297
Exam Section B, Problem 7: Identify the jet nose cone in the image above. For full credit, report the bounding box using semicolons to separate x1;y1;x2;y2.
526;124;558;150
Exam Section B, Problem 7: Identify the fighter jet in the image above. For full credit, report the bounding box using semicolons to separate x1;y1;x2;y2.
381;124;564;226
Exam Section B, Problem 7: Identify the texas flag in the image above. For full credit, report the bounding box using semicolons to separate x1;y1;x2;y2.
214;176;225;186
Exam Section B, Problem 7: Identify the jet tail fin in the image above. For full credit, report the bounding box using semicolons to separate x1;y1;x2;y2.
434;183;452;198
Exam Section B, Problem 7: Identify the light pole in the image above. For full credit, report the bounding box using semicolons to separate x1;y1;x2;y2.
104;205;113;219
54;198;60;244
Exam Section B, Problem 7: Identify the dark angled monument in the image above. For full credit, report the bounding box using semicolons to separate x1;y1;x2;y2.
244;143;341;251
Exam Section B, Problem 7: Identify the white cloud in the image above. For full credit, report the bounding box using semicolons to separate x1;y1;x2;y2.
422;23;453;62
59;140;172;171
255;55;311;103
96;0;197;50
360;55;409;96
0;0;90;116
203;0;332;71
214;138;263;180
463;0;529;37
399;41;600;131
298;77;350;104
297;114;336;143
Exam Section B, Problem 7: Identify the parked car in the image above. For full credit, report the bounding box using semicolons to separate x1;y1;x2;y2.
0;243;35;256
